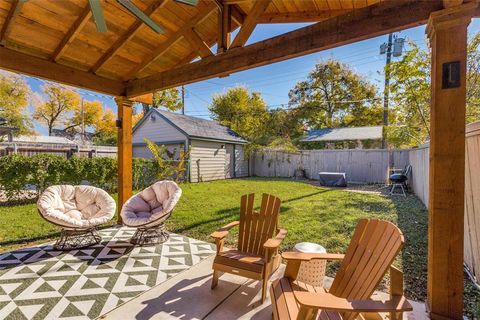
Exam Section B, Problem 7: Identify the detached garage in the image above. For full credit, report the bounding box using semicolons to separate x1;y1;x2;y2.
132;109;249;182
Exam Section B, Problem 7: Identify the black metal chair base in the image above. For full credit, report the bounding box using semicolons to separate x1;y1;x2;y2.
54;228;101;250
130;224;169;246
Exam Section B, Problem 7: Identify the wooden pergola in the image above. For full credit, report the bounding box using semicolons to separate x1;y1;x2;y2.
0;0;478;318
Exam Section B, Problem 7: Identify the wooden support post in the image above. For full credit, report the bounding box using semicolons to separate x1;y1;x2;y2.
426;3;476;319
116;97;134;224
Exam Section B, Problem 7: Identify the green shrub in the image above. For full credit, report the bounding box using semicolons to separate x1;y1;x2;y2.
0;154;167;202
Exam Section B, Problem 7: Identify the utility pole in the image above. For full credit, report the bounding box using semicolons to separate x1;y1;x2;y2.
81;98;85;141
181;85;185;115
382;33;393;149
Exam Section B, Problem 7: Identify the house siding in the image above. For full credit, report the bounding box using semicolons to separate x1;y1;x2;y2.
133;144;183;159
132;114;186;144
190;140;226;182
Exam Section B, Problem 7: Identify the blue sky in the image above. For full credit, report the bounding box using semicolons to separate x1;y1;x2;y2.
25;19;480;135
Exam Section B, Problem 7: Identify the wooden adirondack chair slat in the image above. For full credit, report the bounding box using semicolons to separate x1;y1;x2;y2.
270;219;411;320
212;193;286;303
330;219;380;294
340;223;396;298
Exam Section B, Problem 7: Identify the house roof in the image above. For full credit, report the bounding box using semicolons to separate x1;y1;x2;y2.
10;135;77;145
136;108;247;144
301;126;383;142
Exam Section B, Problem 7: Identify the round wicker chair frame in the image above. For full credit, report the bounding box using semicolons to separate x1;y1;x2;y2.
37;209;103;250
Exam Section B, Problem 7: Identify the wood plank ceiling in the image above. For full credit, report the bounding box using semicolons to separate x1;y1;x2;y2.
0;0;380;96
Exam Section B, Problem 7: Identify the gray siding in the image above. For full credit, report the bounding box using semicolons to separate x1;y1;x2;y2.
234;145;249;177
133;144;183;159
132;114;186;144
190;140;226;182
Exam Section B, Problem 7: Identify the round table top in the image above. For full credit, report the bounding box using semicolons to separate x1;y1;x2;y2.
294;242;326;253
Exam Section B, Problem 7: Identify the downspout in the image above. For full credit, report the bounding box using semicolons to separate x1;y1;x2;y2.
185;138;191;183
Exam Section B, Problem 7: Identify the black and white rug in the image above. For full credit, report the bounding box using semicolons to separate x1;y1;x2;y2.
0;227;215;319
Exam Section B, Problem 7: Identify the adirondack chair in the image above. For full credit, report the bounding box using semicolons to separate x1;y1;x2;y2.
270;219;413;320
211;193;287;303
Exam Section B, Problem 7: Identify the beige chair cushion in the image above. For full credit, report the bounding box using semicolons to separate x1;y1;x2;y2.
37;185;116;229
120;180;182;228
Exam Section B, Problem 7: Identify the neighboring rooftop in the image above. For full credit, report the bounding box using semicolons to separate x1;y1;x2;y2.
139;109;248;144
8;135;77;145
301;126;383;142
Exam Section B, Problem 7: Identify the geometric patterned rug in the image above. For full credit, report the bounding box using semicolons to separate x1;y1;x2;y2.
0;227;215;320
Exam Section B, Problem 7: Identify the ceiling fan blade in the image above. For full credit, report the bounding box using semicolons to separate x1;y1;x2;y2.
88;0;107;32
117;0;164;34
175;0;199;6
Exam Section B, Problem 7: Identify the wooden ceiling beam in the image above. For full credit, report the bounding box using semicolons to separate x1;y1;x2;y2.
51;4;92;62
230;4;245;25
443;0;464;8
258;10;350;23
0;0;26;44
230;0;271;49
127;0;444;97
90;0;169;73
0;46;125;96
217;2;231;53
184;29;213;58
126;2;217;79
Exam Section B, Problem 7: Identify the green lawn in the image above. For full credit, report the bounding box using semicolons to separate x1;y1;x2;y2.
0;177;478;316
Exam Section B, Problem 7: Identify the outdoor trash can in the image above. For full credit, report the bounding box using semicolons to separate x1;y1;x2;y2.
294;242;327;287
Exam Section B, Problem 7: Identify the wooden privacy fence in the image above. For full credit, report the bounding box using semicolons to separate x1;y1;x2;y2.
252;149;410;184
464;122;480;283
406;122;480;283
0;142;117;158
253;128;480;284
408;145;430;206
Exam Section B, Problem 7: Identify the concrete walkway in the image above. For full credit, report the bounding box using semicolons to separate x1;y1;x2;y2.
101;256;428;320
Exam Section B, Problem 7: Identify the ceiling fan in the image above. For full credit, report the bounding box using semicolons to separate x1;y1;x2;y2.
88;0;199;34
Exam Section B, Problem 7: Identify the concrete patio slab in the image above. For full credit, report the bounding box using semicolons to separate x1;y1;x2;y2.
101;256;429;320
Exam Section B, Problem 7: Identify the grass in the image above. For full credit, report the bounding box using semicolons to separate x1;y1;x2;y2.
0;177;478;316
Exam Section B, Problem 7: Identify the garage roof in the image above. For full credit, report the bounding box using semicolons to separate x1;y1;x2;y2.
301;126;383;142
136;108;248;144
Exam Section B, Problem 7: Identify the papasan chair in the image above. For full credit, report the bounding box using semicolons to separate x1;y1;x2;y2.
37;185;116;250
120;180;182;245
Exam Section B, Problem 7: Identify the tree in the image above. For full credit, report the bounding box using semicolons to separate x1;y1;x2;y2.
387;41;431;148
288;59;381;130
93;108;117;145
64;100;104;133
209;86;270;143
388;33;480;148
142;88;183;114
33;85;80;135
467;31;480;123
264;108;304;141
0;71;33;135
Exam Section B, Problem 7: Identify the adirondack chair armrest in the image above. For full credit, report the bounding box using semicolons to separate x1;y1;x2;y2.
264;228;288;249
210;221;240;239
282;252;345;261
293;292;413;313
